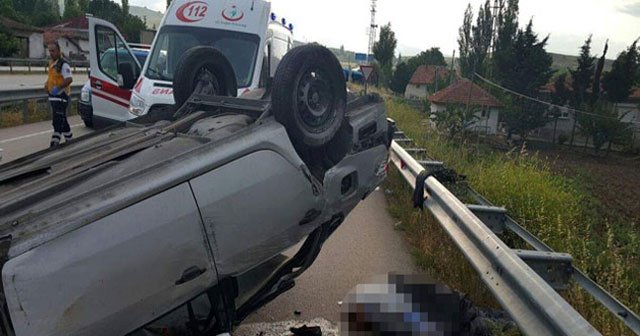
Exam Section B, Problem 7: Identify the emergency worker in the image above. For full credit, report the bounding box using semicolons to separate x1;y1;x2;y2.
44;41;73;147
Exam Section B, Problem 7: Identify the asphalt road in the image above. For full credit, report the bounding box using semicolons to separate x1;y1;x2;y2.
0;116;92;163
244;189;418;325
0;73;86;91
0;119;420;334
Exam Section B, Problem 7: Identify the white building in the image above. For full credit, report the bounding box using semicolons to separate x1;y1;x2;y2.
428;79;503;135
0;16;45;58
404;65;450;100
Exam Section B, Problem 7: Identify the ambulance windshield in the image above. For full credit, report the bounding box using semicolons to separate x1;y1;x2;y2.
146;25;260;87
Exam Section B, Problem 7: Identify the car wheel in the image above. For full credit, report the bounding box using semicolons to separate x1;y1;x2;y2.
82;117;94;128
172;46;238;109
272;44;347;150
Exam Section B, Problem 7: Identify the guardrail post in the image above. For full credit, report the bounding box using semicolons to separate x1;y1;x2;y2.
22;99;29;123
9;62;13;73
27;61;31;72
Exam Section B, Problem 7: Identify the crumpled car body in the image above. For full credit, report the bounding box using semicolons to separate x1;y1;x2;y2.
0;94;392;336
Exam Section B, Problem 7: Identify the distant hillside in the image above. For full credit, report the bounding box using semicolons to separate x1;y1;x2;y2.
549;52;613;72
130;6;164;30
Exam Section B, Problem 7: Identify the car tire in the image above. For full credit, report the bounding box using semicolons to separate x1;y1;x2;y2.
272;44;347;150
82;117;93;129
172;46;238;109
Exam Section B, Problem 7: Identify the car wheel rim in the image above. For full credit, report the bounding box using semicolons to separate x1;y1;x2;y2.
296;69;335;133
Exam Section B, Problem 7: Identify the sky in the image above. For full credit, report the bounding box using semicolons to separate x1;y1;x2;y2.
126;0;640;58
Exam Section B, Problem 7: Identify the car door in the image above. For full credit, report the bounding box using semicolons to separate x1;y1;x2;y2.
88;17;141;121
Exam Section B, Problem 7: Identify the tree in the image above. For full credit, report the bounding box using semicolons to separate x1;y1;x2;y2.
0;0;21;21
78;0;89;12
458;4;474;77
457;1;493;78
9;0;61;26
373;22;397;87
87;0;124;24
567;36;597;145
390;62;413;95
471;0;493;76
500;20;553;94
569;36;596;108
603;39;639;103
433;103;480;140
87;0;146;42
591;41;608;105
407;47;447;69
492;0;519;83
0;32;20;57
64;0;82;19
497;20;553;140
121;0;129;16
389;48;447;96
577;101;632;153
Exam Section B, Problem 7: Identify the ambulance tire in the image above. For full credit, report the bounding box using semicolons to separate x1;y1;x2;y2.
272;44;347;150
173;46;237;109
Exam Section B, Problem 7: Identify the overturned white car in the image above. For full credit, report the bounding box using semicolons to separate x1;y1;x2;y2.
0;43;393;336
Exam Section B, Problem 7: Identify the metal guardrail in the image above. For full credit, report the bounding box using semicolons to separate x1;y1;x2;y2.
0;58;89;73
388;132;640;335
0;87;82;123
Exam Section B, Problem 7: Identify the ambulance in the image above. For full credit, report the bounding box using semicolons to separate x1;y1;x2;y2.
85;0;294;125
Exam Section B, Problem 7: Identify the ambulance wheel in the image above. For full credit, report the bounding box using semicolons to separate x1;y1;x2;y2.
173;46;237;109
272;44;346;149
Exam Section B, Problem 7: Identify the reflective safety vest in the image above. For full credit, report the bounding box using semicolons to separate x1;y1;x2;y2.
47;58;71;95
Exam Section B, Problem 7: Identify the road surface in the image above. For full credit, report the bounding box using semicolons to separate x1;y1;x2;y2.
0;116;92;162
245;187;418;325
0;120;420;333
0;73;85;91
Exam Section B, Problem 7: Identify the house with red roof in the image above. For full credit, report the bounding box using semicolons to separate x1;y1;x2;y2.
44;16;90;60
405;65;450;100
428;79;504;135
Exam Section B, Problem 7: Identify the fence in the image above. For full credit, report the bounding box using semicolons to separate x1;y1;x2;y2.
0;87;82;127
388;132;640;335
0;58;89;73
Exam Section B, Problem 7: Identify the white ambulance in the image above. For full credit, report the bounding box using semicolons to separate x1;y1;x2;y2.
85;0;294;125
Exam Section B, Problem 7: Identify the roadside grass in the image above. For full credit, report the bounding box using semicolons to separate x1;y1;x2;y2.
0;100;77;129
382;97;639;335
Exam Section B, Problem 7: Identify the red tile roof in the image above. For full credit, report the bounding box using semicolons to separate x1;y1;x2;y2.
47;16;89;30
0;16;43;33
429;79;503;107
409;65;450;85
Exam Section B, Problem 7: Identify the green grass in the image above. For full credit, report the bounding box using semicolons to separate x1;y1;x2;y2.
383;98;639;335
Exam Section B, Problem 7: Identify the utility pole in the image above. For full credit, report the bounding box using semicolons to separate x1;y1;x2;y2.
449;49;456;85
364;0;377;94
367;0;378;63
489;0;502;55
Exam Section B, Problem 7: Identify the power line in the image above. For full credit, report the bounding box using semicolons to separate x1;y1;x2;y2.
474;72;640;125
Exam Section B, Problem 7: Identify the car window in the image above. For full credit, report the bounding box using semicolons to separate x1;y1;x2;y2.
96;26;140;81
146;26;260;87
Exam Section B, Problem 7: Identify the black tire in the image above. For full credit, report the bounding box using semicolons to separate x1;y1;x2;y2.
172;46;237;109
272;44;346;149
82;117;93;128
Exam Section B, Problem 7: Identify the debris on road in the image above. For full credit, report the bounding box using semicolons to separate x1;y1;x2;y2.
234;318;338;336
290;324;322;336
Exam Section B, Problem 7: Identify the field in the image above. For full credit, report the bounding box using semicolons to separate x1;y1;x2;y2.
382;98;639;335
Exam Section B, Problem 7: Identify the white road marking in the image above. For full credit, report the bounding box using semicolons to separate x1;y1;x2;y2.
0;123;84;144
